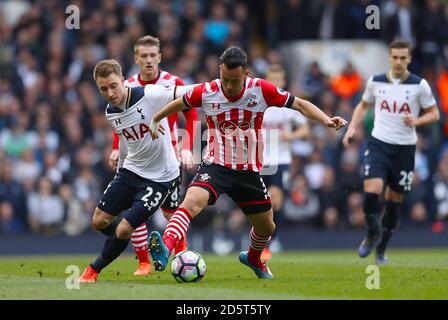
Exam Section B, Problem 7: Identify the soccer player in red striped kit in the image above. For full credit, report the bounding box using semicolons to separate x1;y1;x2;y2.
108;36;198;276
148;46;347;278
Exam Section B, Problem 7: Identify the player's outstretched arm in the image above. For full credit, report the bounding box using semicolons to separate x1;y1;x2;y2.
150;97;187;139
291;97;348;131
342;100;370;147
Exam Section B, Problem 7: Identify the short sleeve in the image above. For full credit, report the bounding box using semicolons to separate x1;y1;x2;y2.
361;76;375;104
144;85;176;108
183;83;204;109
419;79;437;109
174;77;184;86
259;79;294;108
175;84;198;99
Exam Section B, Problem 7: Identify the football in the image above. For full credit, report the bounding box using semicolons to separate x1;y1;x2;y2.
171;250;206;283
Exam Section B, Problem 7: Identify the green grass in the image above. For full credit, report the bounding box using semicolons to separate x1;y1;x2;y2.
1;249;447;299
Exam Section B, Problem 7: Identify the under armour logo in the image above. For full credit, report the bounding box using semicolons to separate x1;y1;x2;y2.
207;103;221;109
137;107;145;119
115;119;121;125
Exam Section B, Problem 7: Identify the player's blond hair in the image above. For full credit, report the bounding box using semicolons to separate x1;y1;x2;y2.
134;35;161;54
93;59;122;80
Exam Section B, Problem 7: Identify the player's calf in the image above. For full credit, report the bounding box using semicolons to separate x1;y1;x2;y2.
376;200;401;254
363;192;382;237
92;208;119;236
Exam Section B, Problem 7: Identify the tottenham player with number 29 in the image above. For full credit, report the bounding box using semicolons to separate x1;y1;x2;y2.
343;40;440;264
78;59;194;283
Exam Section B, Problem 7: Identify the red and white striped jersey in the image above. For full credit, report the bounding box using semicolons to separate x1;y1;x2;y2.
183;77;294;172
112;70;198;155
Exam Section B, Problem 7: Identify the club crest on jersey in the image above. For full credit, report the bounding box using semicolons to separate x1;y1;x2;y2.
244;93;257;107
137;107;145;119
199;173;211;182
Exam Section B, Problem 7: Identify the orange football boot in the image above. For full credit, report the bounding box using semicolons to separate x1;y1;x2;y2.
79;266;99;283
133;262;152;276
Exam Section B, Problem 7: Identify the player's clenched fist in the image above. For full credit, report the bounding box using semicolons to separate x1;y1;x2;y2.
324;116;348;131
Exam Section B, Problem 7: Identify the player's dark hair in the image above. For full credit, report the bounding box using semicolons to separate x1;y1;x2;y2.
220;46;248;69
389;40;411;54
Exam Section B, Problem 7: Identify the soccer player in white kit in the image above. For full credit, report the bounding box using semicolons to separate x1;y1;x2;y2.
261;64;309;260
79;59;193;283
108;36;198;276
343;40;440;264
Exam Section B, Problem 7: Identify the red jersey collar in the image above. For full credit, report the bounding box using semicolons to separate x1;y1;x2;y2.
138;70;161;86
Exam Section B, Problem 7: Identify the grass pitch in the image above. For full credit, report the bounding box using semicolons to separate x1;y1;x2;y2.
0;249;447;300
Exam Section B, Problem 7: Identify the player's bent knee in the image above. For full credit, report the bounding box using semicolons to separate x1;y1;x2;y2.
364;178;384;194
181;188;209;216
115;219;134;240
92;208;114;230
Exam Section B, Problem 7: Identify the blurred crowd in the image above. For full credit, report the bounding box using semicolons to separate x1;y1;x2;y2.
0;0;447;237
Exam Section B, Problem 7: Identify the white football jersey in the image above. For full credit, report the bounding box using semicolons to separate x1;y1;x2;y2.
362;72;436;145
105;85;183;182
262;107;307;166
115;71;190;168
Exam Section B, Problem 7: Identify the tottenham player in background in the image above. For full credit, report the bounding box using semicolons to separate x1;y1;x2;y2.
79;59;193;283
343;40;440;264
109;36;198;276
